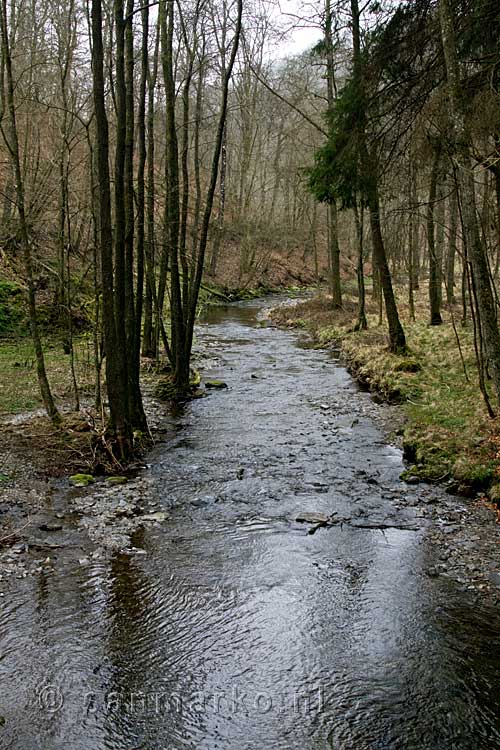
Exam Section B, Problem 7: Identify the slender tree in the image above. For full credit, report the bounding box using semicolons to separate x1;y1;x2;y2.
0;0;60;423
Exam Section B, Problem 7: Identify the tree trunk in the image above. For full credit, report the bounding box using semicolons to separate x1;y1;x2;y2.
124;0;147;430
446;180;458;304
92;0;132;454
427;146;443;325
160;0;187;389
325;0;342;309
329;201;342;308
353;201;367;330
408;163;418;321
350;0;406;353
137;4;149;357
439;0;500;405
143;22;160;359
369;192;406;351
208;123;227;277
0;0;60;424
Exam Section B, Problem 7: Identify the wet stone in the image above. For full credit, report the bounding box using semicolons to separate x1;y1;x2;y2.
296;512;331;525
205;380;228;389
39;523;63;532
106;476;128;486
69;474;95;487
489;572;500;588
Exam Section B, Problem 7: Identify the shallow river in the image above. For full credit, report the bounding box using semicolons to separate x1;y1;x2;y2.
1;298;500;749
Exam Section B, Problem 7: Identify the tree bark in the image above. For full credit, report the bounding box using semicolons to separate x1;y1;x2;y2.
353;201;367;330
427;146;443;325
91;0;132;453
124;0;147;430
446;180;458;304
325;0;342;308
160;0;186;387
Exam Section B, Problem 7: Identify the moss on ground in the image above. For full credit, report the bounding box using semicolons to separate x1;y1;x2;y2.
271;290;500;496
155;369;203;400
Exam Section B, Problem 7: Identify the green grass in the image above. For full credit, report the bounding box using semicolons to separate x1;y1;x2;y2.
0;335;96;415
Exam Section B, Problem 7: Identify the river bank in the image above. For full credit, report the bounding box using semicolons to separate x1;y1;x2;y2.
269;292;500;506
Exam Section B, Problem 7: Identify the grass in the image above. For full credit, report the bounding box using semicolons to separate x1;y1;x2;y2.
271;287;500;495
0;334;96;416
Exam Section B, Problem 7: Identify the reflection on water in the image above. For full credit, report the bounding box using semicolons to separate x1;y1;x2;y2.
1;298;500;749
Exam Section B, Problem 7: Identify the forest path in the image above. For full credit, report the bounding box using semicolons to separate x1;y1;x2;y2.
1;298;500;749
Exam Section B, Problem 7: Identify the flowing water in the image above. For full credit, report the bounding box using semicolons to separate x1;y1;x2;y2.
1;298;500;749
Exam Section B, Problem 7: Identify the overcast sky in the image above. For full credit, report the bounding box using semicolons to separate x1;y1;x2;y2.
274;0;323;56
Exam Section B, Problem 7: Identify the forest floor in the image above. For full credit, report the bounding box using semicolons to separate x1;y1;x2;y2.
269;287;500;507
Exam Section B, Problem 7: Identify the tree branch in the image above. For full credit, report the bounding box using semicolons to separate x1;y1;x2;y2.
249;64;328;137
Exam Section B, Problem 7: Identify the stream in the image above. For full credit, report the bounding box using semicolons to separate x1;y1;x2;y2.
1;297;500;749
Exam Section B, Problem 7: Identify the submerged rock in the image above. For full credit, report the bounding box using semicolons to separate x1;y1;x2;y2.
141;511;168;523
296;512;331;525
106;476;128;485
69;474;95;487
205;380;228;389
39;523;63;532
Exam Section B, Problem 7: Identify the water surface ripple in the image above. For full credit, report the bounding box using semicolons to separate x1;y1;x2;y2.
1;299;500;749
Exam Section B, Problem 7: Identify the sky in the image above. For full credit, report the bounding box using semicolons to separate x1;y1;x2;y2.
274;0;324;56
284;23;322;54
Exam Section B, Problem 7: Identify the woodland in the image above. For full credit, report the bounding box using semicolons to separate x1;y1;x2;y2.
0;0;498;475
